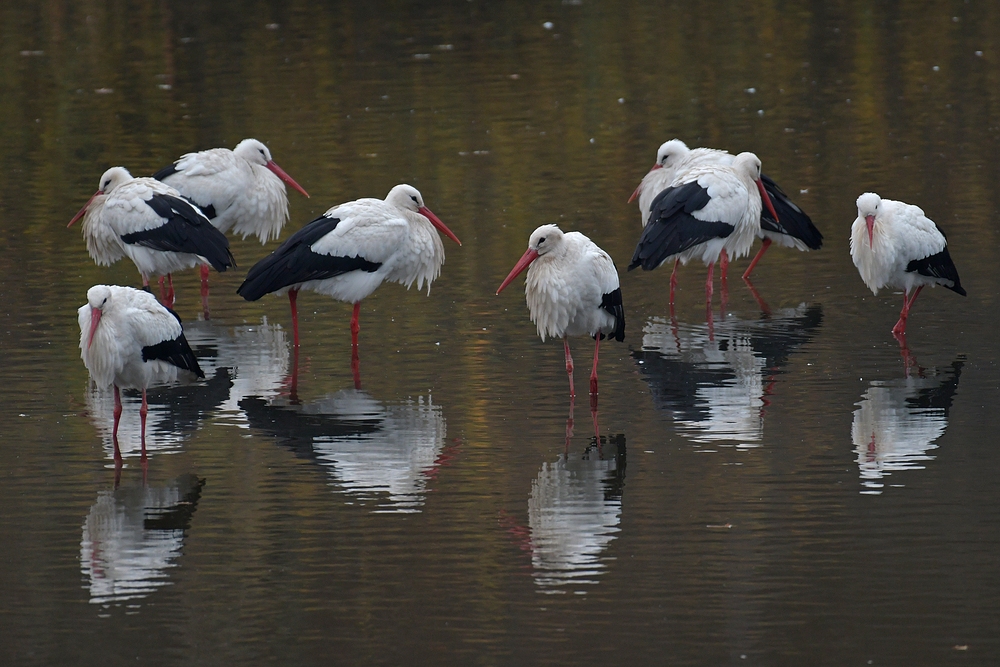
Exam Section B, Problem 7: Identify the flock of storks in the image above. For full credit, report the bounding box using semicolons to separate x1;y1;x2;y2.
70;137;965;464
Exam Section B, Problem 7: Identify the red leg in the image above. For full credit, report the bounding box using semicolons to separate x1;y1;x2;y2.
565;395;575;451
705;261;715;302
669;259;679;306
590;392;600;440
742;238;772;281
200;264;211;319
564;337;575;398
351;302;361;346
351;348;362;390
139;389;148;463
112;386;123;464
158;276;167;303
720;249;729;283
289;345;300;404
892;286;924;336
167;273;175;308
589;335;601;396
288;289;300;347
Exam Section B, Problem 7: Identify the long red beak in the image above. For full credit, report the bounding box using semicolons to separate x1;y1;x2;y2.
87;307;102;349
266;161;310;198
627;163;662;204
866;214;875;246
418;206;461;246
68;190;101;227
755;180;780;224
496;248;539;295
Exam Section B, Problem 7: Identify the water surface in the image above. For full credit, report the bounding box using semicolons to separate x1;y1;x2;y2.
2;2;1000;665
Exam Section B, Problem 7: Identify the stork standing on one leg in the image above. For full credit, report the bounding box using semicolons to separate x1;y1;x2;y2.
78;285;204;464
152;139;309;313
496;224;625;398
236;184;461;356
850;192;965;339
68;167;235;308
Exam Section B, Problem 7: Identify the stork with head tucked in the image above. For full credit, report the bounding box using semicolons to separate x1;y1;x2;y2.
78;285;204;463
153;139;310;304
237;184;461;354
629;139;821;287
629;152;778;307
851;192;965;338
68;167;236;308
496;225;625;398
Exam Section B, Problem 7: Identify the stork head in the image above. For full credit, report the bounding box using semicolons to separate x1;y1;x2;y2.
496;224;563;294
856;192;882;246
234;138;310;198
68;167;132;227
84;285;113;349
386;184;461;246
656;139;691;171
733;152;780;225
629;139;692;203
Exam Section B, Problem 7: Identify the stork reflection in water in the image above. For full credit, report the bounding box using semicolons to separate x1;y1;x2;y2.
852;358;963;494
501;421;626;593
80;474;205;607
633;304;822;447
239;389;454;513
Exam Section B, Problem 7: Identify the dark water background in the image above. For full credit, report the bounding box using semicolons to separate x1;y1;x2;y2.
2;1;999;665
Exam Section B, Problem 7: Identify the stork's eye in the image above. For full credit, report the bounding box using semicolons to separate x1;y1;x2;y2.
259;149;266;156
538;237;546;244
411;195;418;203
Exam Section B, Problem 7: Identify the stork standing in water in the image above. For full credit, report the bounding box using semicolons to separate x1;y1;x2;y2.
629;152;778;309
78;285;204;464
237;184;461;361
68;167;236;308
496;225;625;398
851;192;965;339
152;139;310;311
629;139;821;288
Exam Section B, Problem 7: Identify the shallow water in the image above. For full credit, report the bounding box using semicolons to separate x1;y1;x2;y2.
3;2;1000;665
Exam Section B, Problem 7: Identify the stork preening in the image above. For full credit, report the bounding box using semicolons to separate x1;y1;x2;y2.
496;225;625;398
628;152;778;308
78;285;204;463
850;192;965;339
153;139;310;309
68;167;236;308
237;184;461;358
629;139;821;284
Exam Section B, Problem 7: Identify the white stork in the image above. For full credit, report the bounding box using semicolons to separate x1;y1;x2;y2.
851;192;965;337
152;139;310;301
68;167;236;308
78;284;204;463
629;152;778;306
237;184;461;350
496;224;625;398
629;139;822;284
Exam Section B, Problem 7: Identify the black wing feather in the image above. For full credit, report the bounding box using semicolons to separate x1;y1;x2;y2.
629;181;734;271
151;163;180;181
760;174;823;249
599;287;626;342
142;332;205;378
236;215;382;301
121;193;236;272
906;246;966;296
